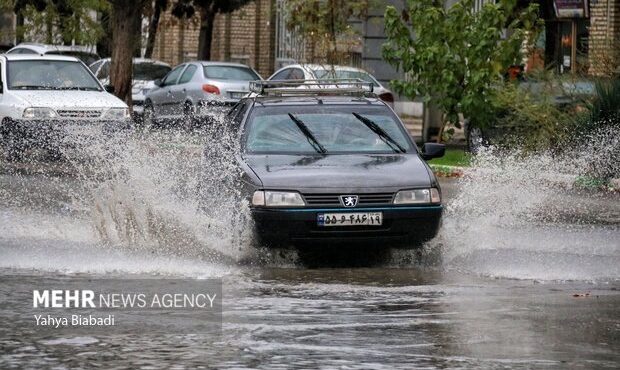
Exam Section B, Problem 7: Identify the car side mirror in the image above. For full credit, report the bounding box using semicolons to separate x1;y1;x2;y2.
154;79;162;87
104;84;115;93
421;143;445;160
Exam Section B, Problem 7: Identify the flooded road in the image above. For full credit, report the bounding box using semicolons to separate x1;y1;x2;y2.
0;131;619;369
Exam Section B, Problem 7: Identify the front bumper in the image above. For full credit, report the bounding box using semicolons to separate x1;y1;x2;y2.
252;205;442;248
1;118;131;149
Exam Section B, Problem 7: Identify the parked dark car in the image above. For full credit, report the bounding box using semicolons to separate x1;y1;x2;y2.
229;80;445;248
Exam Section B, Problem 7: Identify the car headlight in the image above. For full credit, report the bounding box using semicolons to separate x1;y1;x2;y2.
103;108;130;120
22;107;58;119
252;191;305;207
393;188;441;204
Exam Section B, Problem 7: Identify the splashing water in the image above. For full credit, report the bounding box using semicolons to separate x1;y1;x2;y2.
58;116;256;264
1;115;618;278
434;125;620;281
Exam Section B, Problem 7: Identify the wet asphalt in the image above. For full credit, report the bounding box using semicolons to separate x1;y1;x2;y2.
0;152;619;369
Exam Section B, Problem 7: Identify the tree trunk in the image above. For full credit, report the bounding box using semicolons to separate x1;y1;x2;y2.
423;102;443;143
110;0;143;110
144;0;165;59
197;5;216;60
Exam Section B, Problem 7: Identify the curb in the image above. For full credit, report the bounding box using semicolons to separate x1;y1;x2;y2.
429;164;465;178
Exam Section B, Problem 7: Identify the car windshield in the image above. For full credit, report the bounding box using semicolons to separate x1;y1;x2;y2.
245;105;411;154
134;63;171;81
312;69;380;87
204;65;259;81
7;60;102;91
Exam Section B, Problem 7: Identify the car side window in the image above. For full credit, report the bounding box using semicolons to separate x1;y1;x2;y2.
178;64;197;84
288;68;304;80
8;48;35;54
0;61;3;92
270;68;290;80
162;65;185;86
89;60;102;74
97;61;109;79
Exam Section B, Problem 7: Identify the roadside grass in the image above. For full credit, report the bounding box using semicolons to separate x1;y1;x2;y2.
428;148;471;167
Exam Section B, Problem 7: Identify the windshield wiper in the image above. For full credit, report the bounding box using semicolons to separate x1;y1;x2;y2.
56;86;101;91
288;113;327;154
352;112;406;153
10;85;49;90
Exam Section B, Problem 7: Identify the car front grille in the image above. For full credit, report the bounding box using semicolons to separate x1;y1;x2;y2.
56;109;103;118
302;193;394;207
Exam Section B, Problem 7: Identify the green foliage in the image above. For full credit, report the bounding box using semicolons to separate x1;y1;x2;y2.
574;175;610;190
586;79;620;127
382;0;541;140
14;0;108;46
428;148;471;167
567;78;620;180
285;0;373;64
491;82;570;151
565;78;620;143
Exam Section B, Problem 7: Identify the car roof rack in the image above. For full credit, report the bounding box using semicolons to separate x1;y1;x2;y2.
249;79;375;96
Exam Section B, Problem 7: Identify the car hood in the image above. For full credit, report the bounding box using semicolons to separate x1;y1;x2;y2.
243;153;432;191
10;90;127;108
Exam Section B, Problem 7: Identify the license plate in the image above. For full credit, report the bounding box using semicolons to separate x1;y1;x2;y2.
229;91;246;99
317;212;383;227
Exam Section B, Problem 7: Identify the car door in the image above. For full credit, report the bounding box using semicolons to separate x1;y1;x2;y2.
0;59;5;120
151;64;185;117
171;63;198;114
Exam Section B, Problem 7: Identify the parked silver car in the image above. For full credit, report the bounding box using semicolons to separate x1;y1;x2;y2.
143;61;262;125
268;64;395;108
89;58;171;116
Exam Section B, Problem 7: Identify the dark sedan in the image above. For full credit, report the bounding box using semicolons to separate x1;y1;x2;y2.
231;81;445;248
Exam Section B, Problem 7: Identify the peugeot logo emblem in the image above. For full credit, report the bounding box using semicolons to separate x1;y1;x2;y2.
340;195;359;208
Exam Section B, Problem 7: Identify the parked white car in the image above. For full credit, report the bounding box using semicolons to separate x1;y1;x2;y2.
268;64;395;108
89;58;171;116
0;54;130;160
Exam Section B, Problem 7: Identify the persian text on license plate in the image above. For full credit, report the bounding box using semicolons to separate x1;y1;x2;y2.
317;212;383;227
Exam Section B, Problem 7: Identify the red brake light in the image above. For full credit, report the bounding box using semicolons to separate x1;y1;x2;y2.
202;84;220;94
378;92;394;103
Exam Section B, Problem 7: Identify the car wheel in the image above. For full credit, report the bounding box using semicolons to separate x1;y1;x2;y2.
183;102;196;130
466;124;484;154
0;122;25;162
142;103;155;130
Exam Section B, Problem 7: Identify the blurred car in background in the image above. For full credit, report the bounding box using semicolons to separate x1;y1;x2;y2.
7;42;100;65
0;54;129;160
267;64;395;108
143;61;261;126
0;43;13;54
89;58;171;117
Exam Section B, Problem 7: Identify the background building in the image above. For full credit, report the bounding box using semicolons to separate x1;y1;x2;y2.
149;0;419;114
